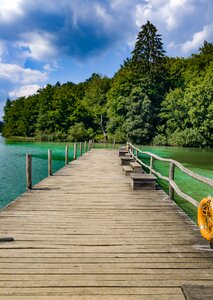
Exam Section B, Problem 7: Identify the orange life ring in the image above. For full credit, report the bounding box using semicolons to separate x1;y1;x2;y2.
198;197;213;242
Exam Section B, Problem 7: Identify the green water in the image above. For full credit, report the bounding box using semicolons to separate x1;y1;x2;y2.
135;145;213;222
0;135;80;209
136;146;213;196
0;137;212;221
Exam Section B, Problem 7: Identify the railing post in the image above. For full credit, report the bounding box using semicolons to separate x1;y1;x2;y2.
80;142;82;156
136;149;138;158
84;141;87;152
73;143;77;160
48;149;52;176
150;157;154;174
26;154;32;190
65;145;69;164
169;162;175;200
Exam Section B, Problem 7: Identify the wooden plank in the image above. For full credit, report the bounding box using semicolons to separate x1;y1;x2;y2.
0;149;212;298
130;162;143;173
0;287;183;295
182;285;213;300
0;278;213;289
119;149;128;157
0;295;186;300
0;285;186;299
120;156;135;166
130;173;156;190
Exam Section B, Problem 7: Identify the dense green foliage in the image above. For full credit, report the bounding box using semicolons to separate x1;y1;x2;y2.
2;22;213;147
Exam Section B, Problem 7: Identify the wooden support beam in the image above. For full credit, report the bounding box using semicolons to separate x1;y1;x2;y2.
73;143;77;160
48;149;52;176
150;157;154;174
65;145;69;165
26;154;32;190
80;142;83;156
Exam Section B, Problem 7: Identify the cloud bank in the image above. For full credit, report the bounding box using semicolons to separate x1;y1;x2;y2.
0;63;47;84
0;0;212;61
9;84;41;99
0;0;212;119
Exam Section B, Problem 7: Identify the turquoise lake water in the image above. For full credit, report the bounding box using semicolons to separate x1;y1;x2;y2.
0;135;80;209
0;135;212;214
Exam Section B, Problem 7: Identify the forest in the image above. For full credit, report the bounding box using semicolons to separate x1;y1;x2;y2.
2;21;213;147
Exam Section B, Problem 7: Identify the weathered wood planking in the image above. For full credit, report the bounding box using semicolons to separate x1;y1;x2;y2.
0;149;213;299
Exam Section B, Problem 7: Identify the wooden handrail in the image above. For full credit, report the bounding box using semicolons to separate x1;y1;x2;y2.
127;142;213;208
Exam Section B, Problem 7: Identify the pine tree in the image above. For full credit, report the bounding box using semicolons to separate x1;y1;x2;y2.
132;20;165;73
129;21;167;139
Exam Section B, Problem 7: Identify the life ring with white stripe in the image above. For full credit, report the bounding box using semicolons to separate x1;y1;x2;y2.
198;197;213;242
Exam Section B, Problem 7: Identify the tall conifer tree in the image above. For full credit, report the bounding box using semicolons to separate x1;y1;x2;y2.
132;20;165;73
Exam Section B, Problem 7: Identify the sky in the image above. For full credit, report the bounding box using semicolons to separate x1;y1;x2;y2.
0;0;213;120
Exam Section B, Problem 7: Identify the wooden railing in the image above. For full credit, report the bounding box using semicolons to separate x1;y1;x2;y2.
127;142;213;208
26;140;94;191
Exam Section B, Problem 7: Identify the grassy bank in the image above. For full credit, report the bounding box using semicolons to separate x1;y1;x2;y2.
5;136;38;142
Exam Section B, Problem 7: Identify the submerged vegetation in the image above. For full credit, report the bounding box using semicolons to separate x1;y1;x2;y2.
2;22;213;147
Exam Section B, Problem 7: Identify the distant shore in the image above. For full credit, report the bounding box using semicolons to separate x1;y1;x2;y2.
2;135;38;142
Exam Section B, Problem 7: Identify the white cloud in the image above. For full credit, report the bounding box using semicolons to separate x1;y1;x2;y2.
17;31;58;61
9;84;41;98
182;23;213;53
110;0;136;10
0;63;48;84
95;4;113;26
43;62;60;72
0;0;24;23
135;0;195;30
68;1;93;28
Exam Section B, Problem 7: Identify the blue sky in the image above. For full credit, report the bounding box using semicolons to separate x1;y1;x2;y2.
0;0;213;120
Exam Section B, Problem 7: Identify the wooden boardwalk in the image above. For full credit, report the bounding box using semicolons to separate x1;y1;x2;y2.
0;149;213;299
